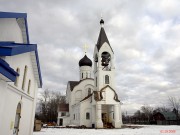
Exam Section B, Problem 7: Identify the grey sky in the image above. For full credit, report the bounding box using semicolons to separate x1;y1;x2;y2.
1;0;180;114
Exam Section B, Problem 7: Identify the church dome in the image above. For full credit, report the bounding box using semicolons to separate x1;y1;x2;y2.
79;55;92;67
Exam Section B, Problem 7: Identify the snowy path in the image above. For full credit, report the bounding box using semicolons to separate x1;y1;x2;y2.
33;125;180;135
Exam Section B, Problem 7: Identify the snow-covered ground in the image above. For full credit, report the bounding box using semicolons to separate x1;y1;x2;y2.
33;125;180;135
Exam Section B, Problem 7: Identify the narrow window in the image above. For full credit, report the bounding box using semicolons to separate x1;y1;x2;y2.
96;77;97;87
113;113;114;119
74;114;75;120
88;88;91;95
86;112;90;120
27;80;31;94
22;65;28;90
105;75;109;84
14;68;20;86
82;73;83;79
61;112;65;116
86;72;88;78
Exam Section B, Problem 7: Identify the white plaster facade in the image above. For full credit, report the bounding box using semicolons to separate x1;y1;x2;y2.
57;20;122;128
0;13;41;135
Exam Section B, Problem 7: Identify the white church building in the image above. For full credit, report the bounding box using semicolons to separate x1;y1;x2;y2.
57;19;122;128
0;12;42;135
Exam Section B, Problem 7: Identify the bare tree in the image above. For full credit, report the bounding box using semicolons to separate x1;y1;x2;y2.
36;89;66;123
168;96;180;119
153;106;171;114
141;105;153;122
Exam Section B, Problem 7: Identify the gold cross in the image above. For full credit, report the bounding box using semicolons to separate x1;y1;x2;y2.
83;44;89;54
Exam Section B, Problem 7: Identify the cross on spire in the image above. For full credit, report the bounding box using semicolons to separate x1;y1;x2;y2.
83;44;89;54
100;13;104;27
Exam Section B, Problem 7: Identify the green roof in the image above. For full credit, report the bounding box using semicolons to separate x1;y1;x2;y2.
161;112;176;120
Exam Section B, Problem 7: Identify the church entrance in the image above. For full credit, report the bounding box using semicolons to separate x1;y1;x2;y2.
102;113;108;127
102;105;114;128
59;118;63;126
13;103;21;135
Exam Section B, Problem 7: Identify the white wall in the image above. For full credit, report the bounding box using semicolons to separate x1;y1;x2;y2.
80;98;93;127
0;18;23;43
94;42;115;91
6;53;36;98
79;66;92;80
70;79;94;106
0;53;38;135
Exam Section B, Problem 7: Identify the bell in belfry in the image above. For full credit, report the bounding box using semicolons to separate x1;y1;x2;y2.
101;52;111;67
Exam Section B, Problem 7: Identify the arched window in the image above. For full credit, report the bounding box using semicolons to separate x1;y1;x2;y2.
105;75;109;84
14;68;20;86
22;65;28;90
13;103;21;134
88;88;91;95
86;112;90;120
27;79;31;94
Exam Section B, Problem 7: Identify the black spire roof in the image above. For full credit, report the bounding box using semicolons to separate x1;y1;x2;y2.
79;55;92;67
96;20;113;52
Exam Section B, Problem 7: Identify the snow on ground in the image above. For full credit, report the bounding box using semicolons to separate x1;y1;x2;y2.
33;125;180;135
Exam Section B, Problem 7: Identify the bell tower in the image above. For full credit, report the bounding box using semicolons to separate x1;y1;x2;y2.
93;19;115;91
93;19;122;129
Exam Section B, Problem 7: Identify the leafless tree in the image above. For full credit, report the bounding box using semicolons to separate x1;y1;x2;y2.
141;105;153;122
153;106;171;114
168;96;180;119
36;89;66;123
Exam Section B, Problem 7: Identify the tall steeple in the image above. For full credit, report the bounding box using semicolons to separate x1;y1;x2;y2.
93;18;122;129
96;19;113;52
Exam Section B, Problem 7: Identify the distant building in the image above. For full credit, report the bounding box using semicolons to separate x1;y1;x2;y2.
57;19;122;128
153;112;177;125
0;12;42;135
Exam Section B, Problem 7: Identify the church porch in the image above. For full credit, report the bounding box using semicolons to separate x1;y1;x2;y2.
95;104;121;129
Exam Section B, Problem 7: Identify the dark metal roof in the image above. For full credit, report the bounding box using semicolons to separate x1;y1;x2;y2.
58;103;69;112
68;78;94;91
96;27;113;52
79;55;92;67
69;81;79;90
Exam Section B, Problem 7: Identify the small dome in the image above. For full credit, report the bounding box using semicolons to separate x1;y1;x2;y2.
100;19;104;25
79;55;92;67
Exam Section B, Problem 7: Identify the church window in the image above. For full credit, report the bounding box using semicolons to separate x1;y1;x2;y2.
27;79;31;94
96;77;97;87
22;65;28;90
105;75;109;84
14;68;20;86
88;88;91;95
61;112;65;116
86;112;90;120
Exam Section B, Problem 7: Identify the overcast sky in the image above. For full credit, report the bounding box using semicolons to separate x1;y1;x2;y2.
1;0;180;114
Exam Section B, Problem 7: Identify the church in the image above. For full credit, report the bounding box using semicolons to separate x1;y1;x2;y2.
0;12;42;135
57;19;122;128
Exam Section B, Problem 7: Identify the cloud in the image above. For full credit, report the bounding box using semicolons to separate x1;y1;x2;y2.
1;0;180;115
